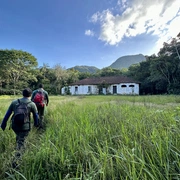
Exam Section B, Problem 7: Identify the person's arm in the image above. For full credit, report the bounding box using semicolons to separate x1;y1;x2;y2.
33;112;39;127
45;92;49;106
31;103;39;127
31;91;35;101
1;105;13;131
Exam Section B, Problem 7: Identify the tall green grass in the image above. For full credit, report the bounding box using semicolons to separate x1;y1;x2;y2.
0;95;179;179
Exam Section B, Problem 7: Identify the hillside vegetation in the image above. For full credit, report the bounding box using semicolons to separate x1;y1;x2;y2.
0;95;180;180
68;54;146;72
68;65;99;73
109;54;146;69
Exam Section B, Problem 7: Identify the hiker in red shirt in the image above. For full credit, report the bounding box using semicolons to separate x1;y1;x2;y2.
31;84;49;129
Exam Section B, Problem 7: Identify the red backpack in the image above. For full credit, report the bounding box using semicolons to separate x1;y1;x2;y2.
33;90;45;107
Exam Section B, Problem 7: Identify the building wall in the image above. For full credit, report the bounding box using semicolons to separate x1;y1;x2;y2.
70;85;97;95
62;83;139;95
61;85;98;95
108;83;139;95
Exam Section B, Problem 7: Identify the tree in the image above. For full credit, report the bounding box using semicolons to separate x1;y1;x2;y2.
53;64;68;94
30;63;56;94
78;72;92;80
127;59;156;94
96;67;122;77
158;32;180;60
66;69;79;84
0;49;38;94
149;55;180;94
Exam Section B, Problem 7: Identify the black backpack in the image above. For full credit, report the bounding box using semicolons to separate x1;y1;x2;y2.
13;99;31;126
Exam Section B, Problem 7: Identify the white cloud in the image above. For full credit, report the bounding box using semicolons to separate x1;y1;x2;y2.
89;0;180;51
85;30;94;36
91;12;100;23
155;15;180;51
117;0;128;9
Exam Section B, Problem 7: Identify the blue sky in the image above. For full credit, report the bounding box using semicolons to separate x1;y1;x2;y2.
0;0;179;69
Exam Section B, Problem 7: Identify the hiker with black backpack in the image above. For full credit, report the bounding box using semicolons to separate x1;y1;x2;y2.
0;88;39;168
31;84;49;129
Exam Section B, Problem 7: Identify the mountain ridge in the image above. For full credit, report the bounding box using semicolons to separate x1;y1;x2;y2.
68;65;99;73
109;54;146;69
69;54;146;73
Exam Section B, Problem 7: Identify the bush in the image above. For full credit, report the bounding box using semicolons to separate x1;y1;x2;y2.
0;89;21;95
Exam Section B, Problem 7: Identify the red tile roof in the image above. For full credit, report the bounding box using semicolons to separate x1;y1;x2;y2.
70;76;140;85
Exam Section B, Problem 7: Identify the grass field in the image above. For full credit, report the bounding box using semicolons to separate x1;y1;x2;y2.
0;95;180;180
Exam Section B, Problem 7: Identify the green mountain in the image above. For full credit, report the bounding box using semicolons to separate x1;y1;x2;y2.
69;54;146;73
68;65;99;73
109;54;146;69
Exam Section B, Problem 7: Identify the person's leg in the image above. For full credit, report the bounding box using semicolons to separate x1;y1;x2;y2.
12;131;29;168
38;106;45;128
15;131;29;151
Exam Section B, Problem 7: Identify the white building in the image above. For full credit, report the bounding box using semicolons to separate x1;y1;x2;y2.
61;76;140;95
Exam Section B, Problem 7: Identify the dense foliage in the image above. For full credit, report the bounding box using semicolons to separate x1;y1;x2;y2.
129;34;180;95
68;65;99;73
0;33;179;95
109;54;146;69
